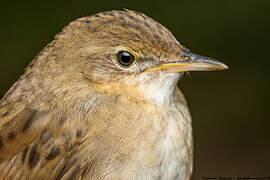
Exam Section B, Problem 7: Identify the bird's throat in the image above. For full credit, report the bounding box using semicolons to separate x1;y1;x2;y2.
137;73;180;107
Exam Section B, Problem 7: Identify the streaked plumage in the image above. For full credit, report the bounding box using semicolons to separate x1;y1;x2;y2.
0;10;227;180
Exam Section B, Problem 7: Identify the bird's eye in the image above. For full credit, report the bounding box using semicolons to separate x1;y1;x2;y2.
117;51;135;67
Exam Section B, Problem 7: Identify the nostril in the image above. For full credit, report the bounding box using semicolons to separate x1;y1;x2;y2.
181;55;192;62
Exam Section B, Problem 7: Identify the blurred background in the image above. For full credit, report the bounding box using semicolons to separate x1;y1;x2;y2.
0;0;269;179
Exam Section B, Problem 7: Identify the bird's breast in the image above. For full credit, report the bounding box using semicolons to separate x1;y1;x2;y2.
158;105;193;180
90;95;193;180
143;103;193;180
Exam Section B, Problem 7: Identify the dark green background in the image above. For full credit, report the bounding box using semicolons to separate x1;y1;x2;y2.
0;0;269;179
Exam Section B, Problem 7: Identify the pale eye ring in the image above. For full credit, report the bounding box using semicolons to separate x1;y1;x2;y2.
117;51;135;67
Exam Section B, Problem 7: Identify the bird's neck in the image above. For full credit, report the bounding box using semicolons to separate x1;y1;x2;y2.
84;73;181;109
138;73;180;107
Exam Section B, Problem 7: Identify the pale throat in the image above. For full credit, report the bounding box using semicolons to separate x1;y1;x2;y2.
124;72;181;107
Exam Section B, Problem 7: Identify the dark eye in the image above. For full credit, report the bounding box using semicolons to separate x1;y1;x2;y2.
117;51;135;67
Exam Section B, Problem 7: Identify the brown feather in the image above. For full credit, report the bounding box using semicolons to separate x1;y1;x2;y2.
0;10;193;180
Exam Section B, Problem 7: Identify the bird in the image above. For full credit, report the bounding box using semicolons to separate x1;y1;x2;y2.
0;10;227;180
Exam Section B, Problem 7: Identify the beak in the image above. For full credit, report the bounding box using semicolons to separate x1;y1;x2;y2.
145;50;228;73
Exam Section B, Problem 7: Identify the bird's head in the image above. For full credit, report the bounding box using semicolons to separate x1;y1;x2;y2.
27;10;227;106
